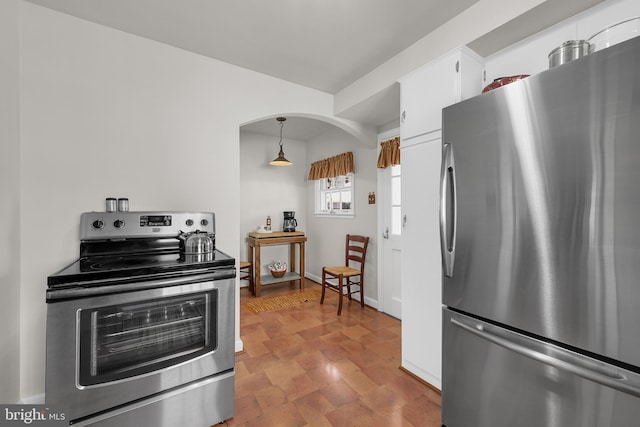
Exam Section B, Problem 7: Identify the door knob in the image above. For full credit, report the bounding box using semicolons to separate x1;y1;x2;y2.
382;227;389;239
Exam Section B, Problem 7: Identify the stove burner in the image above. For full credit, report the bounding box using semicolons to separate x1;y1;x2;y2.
180;252;214;263
87;257;162;271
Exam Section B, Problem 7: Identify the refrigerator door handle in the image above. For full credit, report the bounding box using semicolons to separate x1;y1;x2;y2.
440;143;456;277
451;316;640;398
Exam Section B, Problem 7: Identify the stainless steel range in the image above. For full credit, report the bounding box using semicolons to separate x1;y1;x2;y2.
46;211;235;427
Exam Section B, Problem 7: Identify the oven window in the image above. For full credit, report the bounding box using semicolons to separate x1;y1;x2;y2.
78;290;217;385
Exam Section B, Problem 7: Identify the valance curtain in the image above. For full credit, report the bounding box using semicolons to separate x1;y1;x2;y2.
377;137;400;168
307;151;354;180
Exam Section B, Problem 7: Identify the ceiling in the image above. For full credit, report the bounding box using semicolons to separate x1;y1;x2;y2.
24;0;478;94
25;0;605;137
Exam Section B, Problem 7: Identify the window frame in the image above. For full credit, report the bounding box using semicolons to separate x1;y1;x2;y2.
314;172;355;218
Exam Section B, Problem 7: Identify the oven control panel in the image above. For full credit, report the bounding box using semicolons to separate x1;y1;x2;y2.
140;215;172;227
80;211;215;240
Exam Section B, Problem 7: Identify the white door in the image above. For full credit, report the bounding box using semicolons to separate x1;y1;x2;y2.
379;164;402;319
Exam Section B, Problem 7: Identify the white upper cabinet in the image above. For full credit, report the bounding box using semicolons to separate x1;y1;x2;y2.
399;47;484;142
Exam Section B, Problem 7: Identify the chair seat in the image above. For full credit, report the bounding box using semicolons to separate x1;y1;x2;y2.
239;261;252;269
323;266;361;277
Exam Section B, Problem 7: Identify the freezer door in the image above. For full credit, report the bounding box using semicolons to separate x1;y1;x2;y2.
442;309;640;427
441;36;640;367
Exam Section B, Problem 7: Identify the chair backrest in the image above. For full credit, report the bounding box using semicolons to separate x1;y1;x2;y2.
345;234;369;273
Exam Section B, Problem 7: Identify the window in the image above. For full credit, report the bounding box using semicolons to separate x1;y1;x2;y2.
315;172;354;216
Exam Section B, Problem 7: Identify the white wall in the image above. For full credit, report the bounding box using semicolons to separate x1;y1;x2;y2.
305;128;379;305
17;2;343;400
239;131;308;276
0;0;21;405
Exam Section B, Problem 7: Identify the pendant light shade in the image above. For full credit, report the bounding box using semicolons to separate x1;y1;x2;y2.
270;117;292;166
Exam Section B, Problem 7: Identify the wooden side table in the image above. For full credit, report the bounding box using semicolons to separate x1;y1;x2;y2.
246;231;307;297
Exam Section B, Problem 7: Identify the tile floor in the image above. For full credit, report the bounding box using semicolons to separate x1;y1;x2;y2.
222;281;442;426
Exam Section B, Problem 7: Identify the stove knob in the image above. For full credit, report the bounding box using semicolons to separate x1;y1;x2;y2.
185;219;194;226
114;219;125;229
200;219;209;226
92;220;105;229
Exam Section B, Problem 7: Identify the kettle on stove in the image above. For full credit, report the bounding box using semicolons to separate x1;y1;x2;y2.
283;211;297;232
178;230;215;255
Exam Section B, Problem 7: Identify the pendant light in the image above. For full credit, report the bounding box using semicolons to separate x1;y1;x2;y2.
270;117;292;166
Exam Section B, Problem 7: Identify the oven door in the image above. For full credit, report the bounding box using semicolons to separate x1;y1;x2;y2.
78;289;218;386
45;271;234;423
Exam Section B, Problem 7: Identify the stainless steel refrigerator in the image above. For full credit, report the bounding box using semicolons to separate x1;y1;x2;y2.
441;35;640;427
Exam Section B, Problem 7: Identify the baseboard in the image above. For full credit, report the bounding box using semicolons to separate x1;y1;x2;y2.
305;273;378;309
305;272;322;283
363;296;378;310
399;367;442;394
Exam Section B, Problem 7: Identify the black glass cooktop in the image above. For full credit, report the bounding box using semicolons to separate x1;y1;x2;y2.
48;249;235;288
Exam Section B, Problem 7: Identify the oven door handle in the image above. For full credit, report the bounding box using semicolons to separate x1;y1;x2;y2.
46;269;235;301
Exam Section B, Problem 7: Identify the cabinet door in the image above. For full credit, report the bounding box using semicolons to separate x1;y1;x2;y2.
400;55;457;140
400;49;483;139
458;49;485;102
400;133;443;388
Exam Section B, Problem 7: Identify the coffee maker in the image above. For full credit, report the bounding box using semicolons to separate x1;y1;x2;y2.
283;211;297;232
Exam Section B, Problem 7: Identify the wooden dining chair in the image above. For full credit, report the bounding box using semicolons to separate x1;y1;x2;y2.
320;234;370;315
239;261;254;295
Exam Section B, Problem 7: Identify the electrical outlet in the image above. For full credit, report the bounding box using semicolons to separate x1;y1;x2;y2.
368;192;376;204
